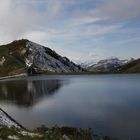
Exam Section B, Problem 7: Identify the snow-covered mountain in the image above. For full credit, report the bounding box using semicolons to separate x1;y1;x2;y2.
87;58;132;72
25;41;84;73
76;60;96;69
0;39;84;76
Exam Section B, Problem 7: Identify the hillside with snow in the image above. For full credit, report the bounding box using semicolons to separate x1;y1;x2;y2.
0;39;84;77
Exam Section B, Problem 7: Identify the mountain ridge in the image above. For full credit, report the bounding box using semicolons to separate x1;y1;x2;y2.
87;58;140;73
0;39;84;77
87;58;130;72
0;39;140;76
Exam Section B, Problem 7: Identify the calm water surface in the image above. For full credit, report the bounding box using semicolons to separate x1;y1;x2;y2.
0;74;140;139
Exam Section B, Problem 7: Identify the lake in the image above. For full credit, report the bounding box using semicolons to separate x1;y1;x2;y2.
0;74;140;140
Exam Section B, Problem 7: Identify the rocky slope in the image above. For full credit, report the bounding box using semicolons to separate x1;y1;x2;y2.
0;39;84;77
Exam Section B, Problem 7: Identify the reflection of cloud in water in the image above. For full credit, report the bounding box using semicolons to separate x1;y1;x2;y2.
0;79;65;107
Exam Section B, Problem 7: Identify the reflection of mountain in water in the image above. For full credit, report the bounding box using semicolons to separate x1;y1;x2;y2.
0;79;64;107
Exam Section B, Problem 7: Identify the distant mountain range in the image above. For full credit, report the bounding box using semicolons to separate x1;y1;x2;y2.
0;39;84;77
87;58;140;73
0;39;140;77
87;58;132;72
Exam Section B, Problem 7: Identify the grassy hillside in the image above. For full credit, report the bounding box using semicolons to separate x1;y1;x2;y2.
120;58;140;73
0;125;115;140
0;40;28;76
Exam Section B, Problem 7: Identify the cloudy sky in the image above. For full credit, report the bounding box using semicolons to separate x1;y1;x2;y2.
0;0;140;63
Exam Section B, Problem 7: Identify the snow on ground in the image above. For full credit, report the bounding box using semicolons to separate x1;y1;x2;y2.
0;109;20;128
20;131;42;137
25;41;82;72
8;135;20;140
0;56;6;66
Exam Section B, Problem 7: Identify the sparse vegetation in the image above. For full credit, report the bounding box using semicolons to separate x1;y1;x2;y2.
0;125;116;140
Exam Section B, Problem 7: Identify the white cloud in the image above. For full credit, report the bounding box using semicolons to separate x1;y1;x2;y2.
0;0;79;44
71;48;107;64
70;17;101;26
0;0;140;61
0;0;125;45
0;0;42;44
95;0;140;21
26;24;122;44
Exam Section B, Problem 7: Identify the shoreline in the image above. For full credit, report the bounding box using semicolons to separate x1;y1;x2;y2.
0;72;140;81
0;108;22;129
0;73;27;81
0;108;116;140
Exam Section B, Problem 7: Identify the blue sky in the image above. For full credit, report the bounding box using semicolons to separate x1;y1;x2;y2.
0;0;140;63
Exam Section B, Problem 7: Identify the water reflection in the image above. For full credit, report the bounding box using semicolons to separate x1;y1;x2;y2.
0;75;140;139
0;79;64;107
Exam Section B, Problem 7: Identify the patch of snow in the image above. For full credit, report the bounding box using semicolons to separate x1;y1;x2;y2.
63;134;70;140
25;57;33;67
8;135;19;140
0;109;20;128
0;56;6;66
20;131;42;137
20;48;27;55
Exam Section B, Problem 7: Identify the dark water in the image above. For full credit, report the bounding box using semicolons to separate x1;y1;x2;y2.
0;74;140;139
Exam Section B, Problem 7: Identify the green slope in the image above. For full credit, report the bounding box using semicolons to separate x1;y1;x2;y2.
0;40;28;76
120;58;140;73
